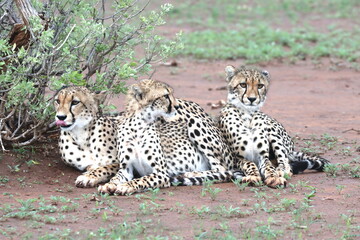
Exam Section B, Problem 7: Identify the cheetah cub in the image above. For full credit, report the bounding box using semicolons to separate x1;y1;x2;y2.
54;86;122;187
98;79;240;195
219;66;329;188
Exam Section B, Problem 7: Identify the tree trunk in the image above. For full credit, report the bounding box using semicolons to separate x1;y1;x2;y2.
1;0;40;72
14;0;39;26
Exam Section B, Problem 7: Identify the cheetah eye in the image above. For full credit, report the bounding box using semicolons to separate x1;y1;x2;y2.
258;84;264;89
239;83;247;88
71;100;80;106
55;99;60;104
164;94;169;99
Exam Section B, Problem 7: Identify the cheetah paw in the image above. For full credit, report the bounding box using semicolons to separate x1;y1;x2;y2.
241;175;262;186
264;176;287;188
98;183;135;195
276;166;293;179
75;175;99;188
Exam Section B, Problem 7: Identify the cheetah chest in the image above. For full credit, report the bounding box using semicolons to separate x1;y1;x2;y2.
119;118;163;177
237;113;269;165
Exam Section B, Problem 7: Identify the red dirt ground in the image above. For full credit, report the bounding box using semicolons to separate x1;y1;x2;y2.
1;59;359;239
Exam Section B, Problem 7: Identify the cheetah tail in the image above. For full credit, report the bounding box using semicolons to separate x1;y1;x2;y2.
289;151;330;174
170;170;243;186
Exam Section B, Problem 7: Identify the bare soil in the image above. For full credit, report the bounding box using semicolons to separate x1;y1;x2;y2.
1;58;359;239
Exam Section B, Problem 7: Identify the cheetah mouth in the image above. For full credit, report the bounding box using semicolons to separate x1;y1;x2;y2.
55;120;72;128
60;124;73;129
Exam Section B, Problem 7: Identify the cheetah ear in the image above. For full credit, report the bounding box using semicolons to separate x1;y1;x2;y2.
261;70;270;78
131;85;143;101
225;65;236;81
93;90;107;105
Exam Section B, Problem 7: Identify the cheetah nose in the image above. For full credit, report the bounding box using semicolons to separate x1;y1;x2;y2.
56;115;67;120
247;97;256;103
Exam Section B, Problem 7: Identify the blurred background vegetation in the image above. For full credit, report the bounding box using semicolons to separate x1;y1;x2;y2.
165;0;360;65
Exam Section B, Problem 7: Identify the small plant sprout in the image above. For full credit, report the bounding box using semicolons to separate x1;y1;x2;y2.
139;201;160;215
0;176;9;184
7;164;21;173
26;160;40;167
303;185;317;205
336;184;345;195
280;198;297;211
102;211;108;222
251;189;268;199
148;188;163;201
283;173;291;180
190;205;211;218
324;163;340;177
201;180;222;201
241;199;250;206
319;133;337;149
216;205;248;218
232;178;249;191
335;146;352;156
349;166;360;178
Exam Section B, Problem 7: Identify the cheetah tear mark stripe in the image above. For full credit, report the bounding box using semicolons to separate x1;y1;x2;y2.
166;96;172;114
170;170;244;186
69;95;76;124
289;151;330;174
240;85;247;104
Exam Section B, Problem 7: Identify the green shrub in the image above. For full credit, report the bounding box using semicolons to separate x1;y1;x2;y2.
0;0;181;147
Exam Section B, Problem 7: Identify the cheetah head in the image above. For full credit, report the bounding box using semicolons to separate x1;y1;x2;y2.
225;65;270;112
126;79;179;123
54;86;106;131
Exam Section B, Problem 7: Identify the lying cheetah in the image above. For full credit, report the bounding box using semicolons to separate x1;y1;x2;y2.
219;66;329;188
98;79;242;195
54;86;122;187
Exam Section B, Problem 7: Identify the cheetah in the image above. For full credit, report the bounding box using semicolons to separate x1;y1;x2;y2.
54;86;122;187
98;79;242;195
218;65;329;188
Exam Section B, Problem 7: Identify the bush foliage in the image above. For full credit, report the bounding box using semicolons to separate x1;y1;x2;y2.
0;0;181;147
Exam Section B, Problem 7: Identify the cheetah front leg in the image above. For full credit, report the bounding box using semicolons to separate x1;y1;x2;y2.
75;163;119;188
98;172;170;195
98;139;170;195
274;156;293;179
258;155;287;188
269;136;293;179
238;157;262;185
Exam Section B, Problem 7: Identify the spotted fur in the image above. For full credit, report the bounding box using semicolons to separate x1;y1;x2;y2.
98;79;242;195
54;86;123;187
219;66;329;188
